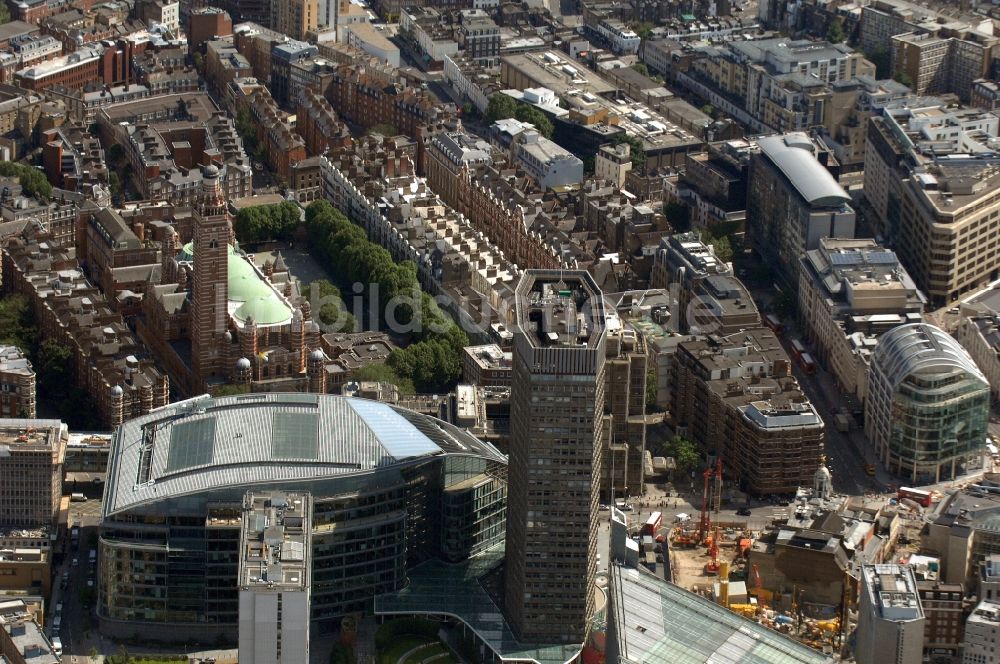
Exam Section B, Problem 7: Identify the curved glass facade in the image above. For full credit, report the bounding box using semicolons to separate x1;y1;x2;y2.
97;394;508;638
866;324;990;483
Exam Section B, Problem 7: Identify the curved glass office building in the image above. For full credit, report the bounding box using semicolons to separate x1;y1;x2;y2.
98;393;507;639
866;323;989;483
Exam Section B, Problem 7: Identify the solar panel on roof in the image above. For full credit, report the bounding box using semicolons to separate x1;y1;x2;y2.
866;251;897;264
166;418;217;472
829;252;861;266
271;412;319;459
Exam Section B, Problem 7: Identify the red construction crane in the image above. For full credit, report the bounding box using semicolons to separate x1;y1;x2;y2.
698;467;713;543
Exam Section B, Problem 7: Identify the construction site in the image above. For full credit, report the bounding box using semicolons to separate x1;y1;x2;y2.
665;460;848;657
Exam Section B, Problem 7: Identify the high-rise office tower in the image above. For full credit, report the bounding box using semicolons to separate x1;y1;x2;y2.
856;564;924;664
503;270;607;644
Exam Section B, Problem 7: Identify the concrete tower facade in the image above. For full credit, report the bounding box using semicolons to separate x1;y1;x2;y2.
191;164;232;390
503;270;607;645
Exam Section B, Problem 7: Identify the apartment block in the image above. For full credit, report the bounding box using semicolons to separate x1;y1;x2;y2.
856;564;924;664
343;23;400;68
747;133;854;286
0;347;35;419
798;238;924;402
2;228;169;428
458;9;499;66
595;142;632;189
205;39;253;93
650;233;760;335
958;315;1000;402
97;92;251;205
295;87;351;156
462;344;512;387
671;329;824;495
0;419;66;528
863;103;1000;306
271;0;317;40
972;79;1000;111
917;580;966;657
14;44;103;91
510;129;584;190
503;270;606;645
965;600;1000;664
188;7;233;55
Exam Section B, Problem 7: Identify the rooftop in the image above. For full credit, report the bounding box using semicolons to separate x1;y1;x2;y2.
862;564;922;621
514;270;606;350
0;419;65;451
969;599;1000;625
873;323;986;389
239;491;310;591
103;393;506;517
609;562;830;664
757;134;851;208
0;345;32;377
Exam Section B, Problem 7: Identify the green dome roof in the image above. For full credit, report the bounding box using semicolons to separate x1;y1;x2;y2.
234;295;292;325
178;243;274;303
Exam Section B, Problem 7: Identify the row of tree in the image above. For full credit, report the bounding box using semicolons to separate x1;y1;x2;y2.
234;201;301;244
305;201;468;393
0;162;53;200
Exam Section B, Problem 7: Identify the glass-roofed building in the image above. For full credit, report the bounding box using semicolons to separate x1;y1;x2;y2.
97;393;507;640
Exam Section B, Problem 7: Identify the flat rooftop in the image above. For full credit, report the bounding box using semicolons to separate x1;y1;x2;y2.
863;564;922;621
0;419;64;451
514;270;607;350
239;492;310;591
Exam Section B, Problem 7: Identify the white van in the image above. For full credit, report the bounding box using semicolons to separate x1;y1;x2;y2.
51;616;61;634
674;513;691;523
50;636;63;656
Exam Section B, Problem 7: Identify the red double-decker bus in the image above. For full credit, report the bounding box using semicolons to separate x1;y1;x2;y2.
898;487;933;507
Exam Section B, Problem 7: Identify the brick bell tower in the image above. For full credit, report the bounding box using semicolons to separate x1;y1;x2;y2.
190;164;232;391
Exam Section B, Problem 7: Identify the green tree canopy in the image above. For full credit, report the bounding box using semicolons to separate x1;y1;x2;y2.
304;200;468;394
0;163;52;200
666;436;700;473
486;93;518;122
514;104;554;138
664;200;691;231
867;46;890;79
826;17;846;44
234;201;301;244
646;366;657;409
613;134;646;170
893;70;913;88
632;62;649;77
0;3;10;24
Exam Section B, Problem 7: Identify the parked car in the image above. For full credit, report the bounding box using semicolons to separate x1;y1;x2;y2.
736;507;752;517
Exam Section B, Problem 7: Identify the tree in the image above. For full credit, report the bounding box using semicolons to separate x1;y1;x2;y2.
631;62;649;77
708;234;733;262
0;3;10;24
106;143;124;164
486;93;518;122
367;123;398;137
893;70;913;88
867;46;891;79
826;17;846;44
234;201;301;244
663;200;691;231
613;134;645;170
645;366;657;410
630;21;654;40
0;295;36;351
666;436;700;473
514;104;553;138
108;172;122;198
36;339;73;399
701;104;716;119
351;363;415;394
0;162;52;200
192;52;204;73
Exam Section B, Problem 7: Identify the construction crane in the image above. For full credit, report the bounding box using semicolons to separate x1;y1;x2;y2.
704;525;721;575
750;563;773;614
698;459;724;543
698;466;713;544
